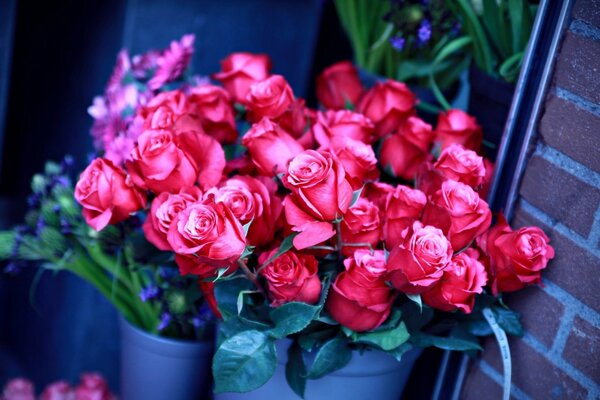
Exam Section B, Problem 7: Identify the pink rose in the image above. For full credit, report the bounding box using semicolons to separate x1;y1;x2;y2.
379;116;434;181
477;215;554;294
138;89;201;133
383;185;427;248
357;80;417;137
340;198;381;256
242;118;304;177
167;200;246;269
2;378;35;400
283;150;353;249
326;249;393;332
434;144;486;190
74;373;114;400
75;158;146;231
362;182;395;210
422;249;487;313
127;128;225;193
40;381;73;400
327;136;379;190
189;84;237;144
258;249;321;306
275;98;314;140
387;222;453;294
422;180;492;250
143;186;203;251
206;175;282;248
212;52;272;103
312;110;375;147
316;61;365;110
435;109;482;152
246;75;294;119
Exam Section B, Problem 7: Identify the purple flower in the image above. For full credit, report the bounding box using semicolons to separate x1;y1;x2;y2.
389;36;406;51
418;20;432;45
139;285;161;302
148;34;195;90
158;312;172;331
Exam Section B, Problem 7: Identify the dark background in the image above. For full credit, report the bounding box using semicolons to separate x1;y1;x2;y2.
0;0;440;396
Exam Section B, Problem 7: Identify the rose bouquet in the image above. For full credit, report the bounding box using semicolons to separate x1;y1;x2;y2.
2;373;115;400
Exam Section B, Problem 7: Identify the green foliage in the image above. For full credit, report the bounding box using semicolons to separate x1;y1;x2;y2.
305;338;352;379
493;306;524;337
285;343;307;399
269;302;321;339
411;332;482;351
354;320;410;351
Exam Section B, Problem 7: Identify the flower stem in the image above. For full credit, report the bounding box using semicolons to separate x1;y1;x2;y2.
237;259;267;298
335;221;344;266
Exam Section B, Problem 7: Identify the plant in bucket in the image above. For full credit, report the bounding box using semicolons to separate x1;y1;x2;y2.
202;58;555;400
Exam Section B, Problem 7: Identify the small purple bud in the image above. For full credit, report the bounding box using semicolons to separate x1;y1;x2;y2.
53;204;61;213
27;194;40;208
4;262;21;275
139;285;161;302
158;312;172;331
418;20;432;45
389;36;406;51
61;155;74;170
36;217;46;235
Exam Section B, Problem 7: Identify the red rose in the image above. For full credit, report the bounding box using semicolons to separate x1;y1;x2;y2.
379;116;434;181
383;185;427;248
139;89;201;133
167;200;246;268
189;84;237;144
422;248;487;313
283;150;353;249
212;52;272;103
326;249;393;332
387;222;453;294
276;98;314;139
40;381;73;400
246;75;294;119
327;136;379;190
357;80;416;137
362;181;395;210
258;249;321;306
312;110;375;147
340;198;381;256
479;158;495;200
422;180;492;250
242;118;304;177
435;109;482;152
75;158;146;231
434;144;486;190
74;373;114;400
206;175;282;248
316;61;365;110
477;215;554;294
127;128;225;193
143;186;203;251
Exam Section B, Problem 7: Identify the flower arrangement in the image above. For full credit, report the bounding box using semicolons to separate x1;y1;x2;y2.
0;33;554;398
2;373;115;400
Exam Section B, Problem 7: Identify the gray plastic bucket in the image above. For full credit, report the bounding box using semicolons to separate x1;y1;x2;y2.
119;318;213;400
215;339;422;400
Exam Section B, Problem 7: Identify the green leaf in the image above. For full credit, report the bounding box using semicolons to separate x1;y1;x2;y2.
242;219;253;237
286;343;307;399
350;186;364;208
305;338;352;379
241;245;255;259
269;302;320;339
493;306;524;337
214;278;254;319
412;333;482;351
355;321;410;351
258;233;299;272
213;330;277;393
237;290;260;315
387;342;414;362
466;318;494;336
0;231;15;259
406;294;422;311
368;23;394;52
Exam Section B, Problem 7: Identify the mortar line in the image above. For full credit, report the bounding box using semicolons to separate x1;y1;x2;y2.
534;142;600;189
479;360;532;400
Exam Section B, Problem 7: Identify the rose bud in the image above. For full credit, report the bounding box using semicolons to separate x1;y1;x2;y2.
127;128;225;193
167;200;246;267
312;109;375;147
379;116;434;180
357;80;417;137
138;89;202;133
387;221;453;294
189;84;237;144
477;215;554;294
327;136;379;190
283;150;353;249
143;186;203;251
242;118;304;177
435;109;483;152
362;181;395;210
341;198;381;256
74;373;114;400
246;75;294;119
434;144;486;190
422;180;492;251
212;52;272;103
327;249;393;332
258;249;321;306
422;248;487;313
75;158;146;231
383;185;427;248
316;60;365;110
40;381;73;400
206;175;282;248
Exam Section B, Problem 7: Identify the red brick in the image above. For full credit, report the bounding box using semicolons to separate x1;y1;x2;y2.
461;362;506;400
562;317;600;384
512;205;600;313
519;156;600;237
506;286;565;348
481;337;588;399
540;95;600;172
573;0;600;27
554;32;600;104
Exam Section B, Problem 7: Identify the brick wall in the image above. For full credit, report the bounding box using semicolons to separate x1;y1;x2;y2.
462;1;600;399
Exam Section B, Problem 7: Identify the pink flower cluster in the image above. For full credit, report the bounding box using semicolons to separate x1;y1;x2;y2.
1;373;114;400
